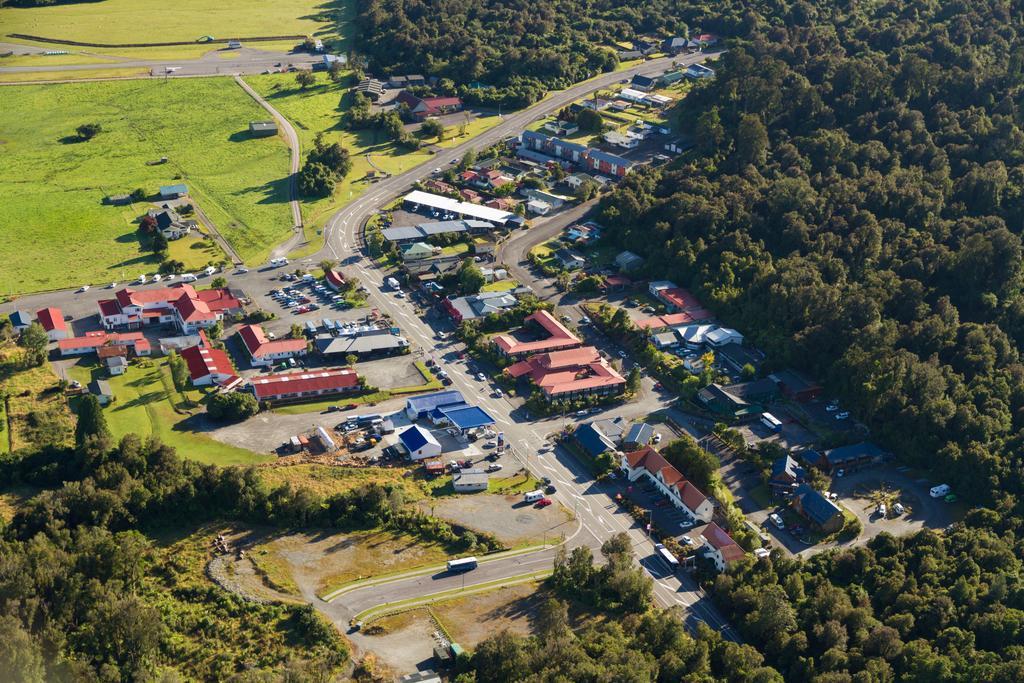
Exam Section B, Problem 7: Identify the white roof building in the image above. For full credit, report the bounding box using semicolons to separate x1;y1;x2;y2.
705;327;744;348
675;324;719;347
404;190;513;224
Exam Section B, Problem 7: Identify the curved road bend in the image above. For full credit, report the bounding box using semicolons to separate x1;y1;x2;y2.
234;75;304;257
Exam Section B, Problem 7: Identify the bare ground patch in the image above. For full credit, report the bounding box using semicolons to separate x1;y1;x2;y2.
419;493;575;546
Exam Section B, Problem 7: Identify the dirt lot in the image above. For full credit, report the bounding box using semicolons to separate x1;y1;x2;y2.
359;610;441;675
419;493;574;546
357;357;426;391
434;581;541;643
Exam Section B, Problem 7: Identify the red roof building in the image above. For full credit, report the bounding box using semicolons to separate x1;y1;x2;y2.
99;284;240;334
505;346;625;399
701;522;746;571
248;367;359;402
634;312;697;331
181;331;237;386
237;324;308;367
36;307;68;341
325;268;346;291
621;446;714;522
493;310;581;359
58;330;149;357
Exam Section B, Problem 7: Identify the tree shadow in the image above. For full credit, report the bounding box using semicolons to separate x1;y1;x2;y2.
58;135;86;145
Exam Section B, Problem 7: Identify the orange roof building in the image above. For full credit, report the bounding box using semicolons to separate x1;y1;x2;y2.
505;346;625;399
701;522;746;571
493;310;581;359
237;324;308;367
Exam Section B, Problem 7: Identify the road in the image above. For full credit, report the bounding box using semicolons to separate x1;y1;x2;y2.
234;75;304;255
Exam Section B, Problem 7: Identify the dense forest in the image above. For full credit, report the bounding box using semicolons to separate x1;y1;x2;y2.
597;0;1024;509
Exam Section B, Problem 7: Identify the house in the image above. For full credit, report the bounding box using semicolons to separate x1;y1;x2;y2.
395;91;464;121
320;54;347;68
387;74;425;88
651;285;703;313
696;33;719;45
652;331;679;350
604;131;639;150
315;328;408;358
459;188;482;204
89;379;114;406
717;343;765;374
542;120;580;136
617;88;650;104
523;188;568;210
813;442;884;475
769;369;823;402
325;268;346;291
353;78;385;100
700;522;745;571
159;184;188;199
526;200;551;216
622;422;655;450
453;470;489;493
615;250;645;272
506;346;626;399
770;454;806;493
675;323;719;347
484;197;518;213
663;37;701;54
565;173;606;191
565;223;601;243
249;121;278;137
604;274;633;291
401;242;437;261
574;417;626;457
106;355;128;376
585;149;634;179
792;484;844;533
237;324;308;367
493;310;581;359
696;379;779;419
58;331;149;358
148;205;195;240
579;97;611;111
181;331;237;386
399;425;442;460
9;311;32;332
621;446;714;522
554;248;586;270
36;307;68;341
248;367;359;403
635;313;696;333
442;291;521;323
630;74;658;91
705;327;743;348
406;390;466;421
686;64;715;79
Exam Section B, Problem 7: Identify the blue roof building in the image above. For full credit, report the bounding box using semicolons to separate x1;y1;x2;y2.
438;405;495;432
399;425;442;460
9;310;32;331
159;183;188;199
405;390;465;420
814;442;885;473
770;454;805;491
792;484;844;532
573;417;626;457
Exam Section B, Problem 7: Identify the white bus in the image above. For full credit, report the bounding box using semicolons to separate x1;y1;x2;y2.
446;557;478;573
761;412;782;433
654;543;679;569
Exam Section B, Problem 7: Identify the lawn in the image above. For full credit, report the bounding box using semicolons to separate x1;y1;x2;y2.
66;358;272;466
481;278;519;292
0;78;294;294
0;0;352;52
0;343;75;452
259;464;426;501
244;72;506;254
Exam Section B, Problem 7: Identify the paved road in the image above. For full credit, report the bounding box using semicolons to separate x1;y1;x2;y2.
234;75;304;251
0;45;320;77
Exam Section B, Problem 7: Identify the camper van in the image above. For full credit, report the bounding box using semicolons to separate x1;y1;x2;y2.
929;484;951;498
524;490;545;503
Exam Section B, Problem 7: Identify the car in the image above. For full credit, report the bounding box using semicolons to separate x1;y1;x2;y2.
78;285;90;292
165;273;176;281
580;315;591;324
138;275;147;284
944;493;958;503
681;535;694;546
267;332;277;340
69;380;82;389
541;476;552;485
826;492;839;501
236;267;249;274
769;513;785;529
536;498;553;508
484;440;497;449
835;468;845;477
575;409;588;417
893;502;905;514
877;503;887;517
589;407;601;414
539;443;552;453
545;484;557;494
825;404;839;412
476;372;486;381
835;411;850;420
395;291;406;298
486;463;503;472
617;350;627;358
653;433;662;444
679;520;694;530
560;315;572;322
493;388;503;398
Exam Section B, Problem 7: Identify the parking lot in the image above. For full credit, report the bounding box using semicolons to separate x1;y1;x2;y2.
615;475;705;550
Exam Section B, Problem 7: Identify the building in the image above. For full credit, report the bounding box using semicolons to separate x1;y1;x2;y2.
493;310;581;359
813;442;884;475
686;64;715;79
387;74;426;88
663;37;702;54
453;469;489;492
58;331;150;357
519;130;634;178
401;242;437;262
526;199;551;216
554;248;586;270
769;369;823;402
630;74;657;91
705;327;743;348
697;379;779;419
620;446;714;522
617;87;651;103
325;268;346;291
98;285;241;334
353;78;385;100
717;343;764;374
89;379;114;405
403;191;514;225
792;484;844;533
181;331;238;386
237;324;308;367
622;422;655;450
442;291;521;323
584;149;634;179
249;121;278;137
106;355;128;376
395;91;463;121
315;328;409;358
522;188;568;210
543;119;580;136
147;205;196;240
159;184;188;199
36;307;68;341
770;454;805;493
574;417;626;457
406;390;466;421
615;250;645;272
436;405;495;433
9;311;32;332
248;367;359;403
634;313;696;333
676;323;719;347
506;346;626;399
399;425;442;460
700;522;745;571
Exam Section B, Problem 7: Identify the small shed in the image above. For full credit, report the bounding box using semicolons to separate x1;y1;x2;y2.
106;355;128;376
453;469;489;493
159;184;188;199
9;310;32;332
89;379;114;405
249;121;278;137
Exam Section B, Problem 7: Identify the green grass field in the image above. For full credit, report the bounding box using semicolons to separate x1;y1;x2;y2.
67;358;272;466
0;78;293;294
244;73;505;255
0;0;351;50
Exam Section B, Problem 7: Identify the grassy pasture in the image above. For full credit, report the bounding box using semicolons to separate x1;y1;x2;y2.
0;77;293;294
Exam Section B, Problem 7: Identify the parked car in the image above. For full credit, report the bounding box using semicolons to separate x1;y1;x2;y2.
476;372;486;381
545;484;556;494
877;503;887;517
575;409;588;417
893;502;905;515
486;464;503;472
769;513;785;529
835;411;850;420
536;498;553;508
681;535;694;546
78;285;90;292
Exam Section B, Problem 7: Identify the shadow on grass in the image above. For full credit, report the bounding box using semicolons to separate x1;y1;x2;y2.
58;135;86;145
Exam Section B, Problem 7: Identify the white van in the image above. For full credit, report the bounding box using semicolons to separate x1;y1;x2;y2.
929;484;951;498
877;503;887;518
181;273;197;282
204;266;217;276
524;490;545;503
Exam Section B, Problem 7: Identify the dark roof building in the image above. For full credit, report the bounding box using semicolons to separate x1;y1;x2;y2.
769;369;823;402
249;121;278;136
623;422;655;450
814;442;885;474
770;454;805;492
792;484;844;532
697;378;778;419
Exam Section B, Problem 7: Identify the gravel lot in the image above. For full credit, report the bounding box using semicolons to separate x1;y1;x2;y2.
419;492;574;546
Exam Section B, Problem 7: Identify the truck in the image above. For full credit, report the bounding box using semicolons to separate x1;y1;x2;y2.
524;490;545;503
385;277;400;290
929;484;951;498
447;557;478;572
